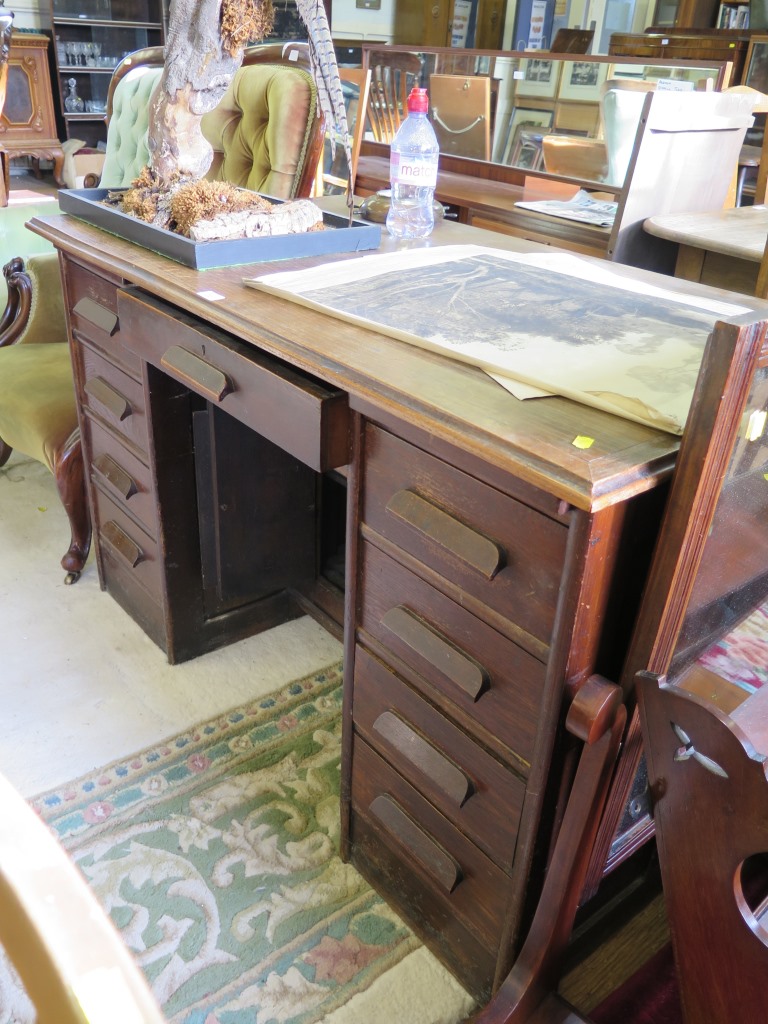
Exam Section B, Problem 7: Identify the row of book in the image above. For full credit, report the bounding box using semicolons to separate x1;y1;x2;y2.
716;2;750;27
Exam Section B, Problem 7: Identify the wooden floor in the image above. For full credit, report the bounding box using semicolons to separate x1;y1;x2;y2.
561;889;670;1014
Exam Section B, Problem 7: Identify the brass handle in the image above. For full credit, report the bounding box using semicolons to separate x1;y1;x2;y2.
382;606;489;701
101;520;142;568
369;794;462;893
92;454;137;501
84;377;131;421
373;711;473;806
160;346;233;403
73;297;118;336
386;490;504;580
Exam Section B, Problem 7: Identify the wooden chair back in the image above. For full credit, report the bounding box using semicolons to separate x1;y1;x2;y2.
364;50;422;143
637;674;768;1023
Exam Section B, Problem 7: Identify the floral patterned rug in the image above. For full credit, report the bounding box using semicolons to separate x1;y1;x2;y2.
0;661;431;1024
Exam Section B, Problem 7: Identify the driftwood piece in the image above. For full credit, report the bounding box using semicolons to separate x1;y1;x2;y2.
188;198;324;240
148;0;272;181
146;0;350;186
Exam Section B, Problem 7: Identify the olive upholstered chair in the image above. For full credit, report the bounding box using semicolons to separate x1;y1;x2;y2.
0;43;325;582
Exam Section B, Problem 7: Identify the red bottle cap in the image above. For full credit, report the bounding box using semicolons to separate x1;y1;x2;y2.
407;87;429;113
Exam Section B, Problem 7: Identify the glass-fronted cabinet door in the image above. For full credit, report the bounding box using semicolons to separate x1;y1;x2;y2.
50;0;166;147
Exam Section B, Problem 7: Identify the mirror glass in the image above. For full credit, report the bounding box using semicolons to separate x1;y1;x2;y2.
360;47;728;189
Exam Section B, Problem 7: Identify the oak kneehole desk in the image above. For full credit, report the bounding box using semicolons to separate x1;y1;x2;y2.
28;209;765;1004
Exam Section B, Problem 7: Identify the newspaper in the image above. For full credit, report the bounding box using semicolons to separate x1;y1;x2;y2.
515;189;618;227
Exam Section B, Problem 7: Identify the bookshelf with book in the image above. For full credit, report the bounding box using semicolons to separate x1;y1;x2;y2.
716;1;750;27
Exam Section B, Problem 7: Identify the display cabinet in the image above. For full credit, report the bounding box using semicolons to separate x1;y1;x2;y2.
50;0;166;147
1;31;64;184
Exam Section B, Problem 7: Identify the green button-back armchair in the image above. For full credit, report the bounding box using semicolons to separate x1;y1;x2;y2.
0;42;325;582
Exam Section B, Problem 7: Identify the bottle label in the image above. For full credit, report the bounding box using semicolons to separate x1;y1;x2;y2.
390;152;438;187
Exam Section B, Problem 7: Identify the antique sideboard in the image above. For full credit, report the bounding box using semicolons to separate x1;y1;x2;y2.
28;209;768;1004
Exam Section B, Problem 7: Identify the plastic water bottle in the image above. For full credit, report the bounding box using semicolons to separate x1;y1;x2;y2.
386;87;439;239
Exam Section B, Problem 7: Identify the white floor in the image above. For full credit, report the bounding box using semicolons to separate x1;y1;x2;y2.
0;451;343;796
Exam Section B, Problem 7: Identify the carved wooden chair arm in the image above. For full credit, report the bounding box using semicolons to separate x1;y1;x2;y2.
0;253;68;349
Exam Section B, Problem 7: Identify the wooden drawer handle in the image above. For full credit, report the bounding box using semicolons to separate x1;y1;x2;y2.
84;377;131;421
382;606;489;701
92;454;137;501
369;795;462;893
373;711;473;806
386;489;504;580
160;345;233;403
101;520;142;569
73;297;118;336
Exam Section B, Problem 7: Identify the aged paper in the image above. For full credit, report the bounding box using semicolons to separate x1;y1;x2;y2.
246;245;752;434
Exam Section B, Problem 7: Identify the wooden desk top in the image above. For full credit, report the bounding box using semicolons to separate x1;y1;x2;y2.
27;208;767;512
644;205;768;263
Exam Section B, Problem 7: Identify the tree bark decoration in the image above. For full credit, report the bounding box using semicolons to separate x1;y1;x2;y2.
147;0;350;186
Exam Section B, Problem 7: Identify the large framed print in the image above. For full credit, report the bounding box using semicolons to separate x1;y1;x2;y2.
516;58;561;98
559;60;609;102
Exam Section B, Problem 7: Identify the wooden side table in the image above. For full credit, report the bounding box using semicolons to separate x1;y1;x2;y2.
0;32;64;186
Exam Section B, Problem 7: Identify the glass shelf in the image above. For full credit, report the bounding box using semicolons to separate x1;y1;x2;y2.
51;0;166;146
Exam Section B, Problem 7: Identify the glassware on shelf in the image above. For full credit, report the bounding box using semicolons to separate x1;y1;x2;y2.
64;78;85;113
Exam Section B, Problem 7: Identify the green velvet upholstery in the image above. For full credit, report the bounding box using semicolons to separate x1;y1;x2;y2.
0;252;71;476
0;343;76;472
100;62;319;198
0;252;87;579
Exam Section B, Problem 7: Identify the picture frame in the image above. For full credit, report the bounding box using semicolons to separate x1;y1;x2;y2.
515;58;562;99
503;107;554;164
509;125;550;170
558;60;609;102
743;35;768;94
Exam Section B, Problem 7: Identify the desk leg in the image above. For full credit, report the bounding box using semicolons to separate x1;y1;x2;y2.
674;244;705;284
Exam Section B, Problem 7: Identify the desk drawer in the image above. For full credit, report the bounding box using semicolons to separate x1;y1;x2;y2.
362;424;566;646
64;258;139;376
86;418;157;538
93;488;162;603
351;738;507;951
78;345;149;455
354;646;523;871
117;288;350;472
358;543;544;766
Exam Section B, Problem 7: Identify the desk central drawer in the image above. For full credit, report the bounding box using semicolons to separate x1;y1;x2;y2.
116;288;351;472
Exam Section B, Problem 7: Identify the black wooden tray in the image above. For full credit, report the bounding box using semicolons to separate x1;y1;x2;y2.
57;188;381;270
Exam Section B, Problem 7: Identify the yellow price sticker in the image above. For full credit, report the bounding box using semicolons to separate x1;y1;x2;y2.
572;435;595;450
